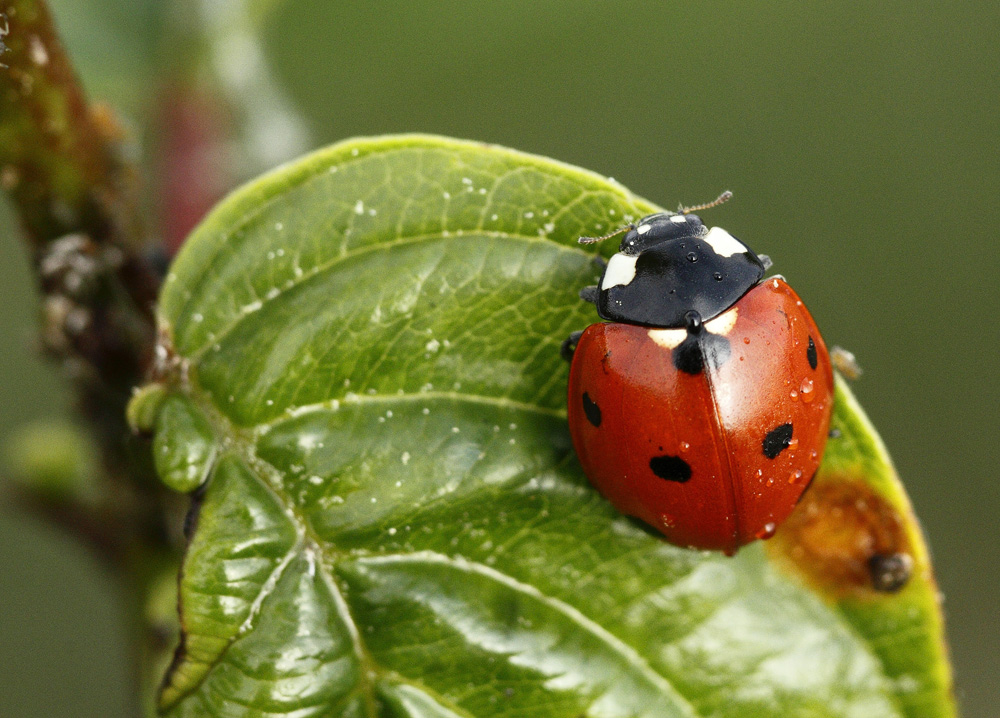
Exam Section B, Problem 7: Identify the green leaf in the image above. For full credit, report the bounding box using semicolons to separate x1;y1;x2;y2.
144;135;954;717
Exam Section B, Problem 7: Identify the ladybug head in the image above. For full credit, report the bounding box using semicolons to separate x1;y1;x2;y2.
581;204;767;329
619;213;708;256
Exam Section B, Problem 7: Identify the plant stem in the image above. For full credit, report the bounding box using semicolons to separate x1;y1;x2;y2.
0;0;172;560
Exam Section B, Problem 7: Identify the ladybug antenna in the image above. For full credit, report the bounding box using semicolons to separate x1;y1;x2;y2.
578;222;635;246
679;190;733;215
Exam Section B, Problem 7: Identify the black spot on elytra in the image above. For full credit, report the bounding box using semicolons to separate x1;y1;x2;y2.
762;423;794;459
673;332;731;375
649;454;692;482
807;335;818;370
868;553;913;593
582;392;601;427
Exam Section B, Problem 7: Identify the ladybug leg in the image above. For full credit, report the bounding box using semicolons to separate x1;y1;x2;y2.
579;285;598;304
560;330;584;362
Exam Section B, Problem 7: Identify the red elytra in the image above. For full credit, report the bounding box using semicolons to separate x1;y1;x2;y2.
567;277;834;554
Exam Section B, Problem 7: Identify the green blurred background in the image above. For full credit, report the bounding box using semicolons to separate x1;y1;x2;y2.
1;0;996;715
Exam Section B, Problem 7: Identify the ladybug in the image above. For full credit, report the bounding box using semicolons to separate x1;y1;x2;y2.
563;194;834;554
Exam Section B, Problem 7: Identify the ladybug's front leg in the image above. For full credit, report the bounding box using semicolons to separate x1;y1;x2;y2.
561;330;584;362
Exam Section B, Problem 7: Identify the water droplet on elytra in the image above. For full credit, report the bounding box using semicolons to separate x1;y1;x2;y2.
686;252;698;262
713;272;723;280
800;377;815;403
756;522;777;539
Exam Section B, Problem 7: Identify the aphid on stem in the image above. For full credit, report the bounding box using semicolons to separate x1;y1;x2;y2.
0;14;10;69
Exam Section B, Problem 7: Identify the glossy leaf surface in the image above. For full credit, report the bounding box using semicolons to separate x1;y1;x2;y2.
147;135;954;717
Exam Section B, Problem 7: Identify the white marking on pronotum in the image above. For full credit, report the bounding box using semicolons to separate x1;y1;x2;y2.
703;226;748;257
648;306;739;348
704;306;739;336
636;224;652;235
670;215;688;224
601;253;639;290
647;327;687;349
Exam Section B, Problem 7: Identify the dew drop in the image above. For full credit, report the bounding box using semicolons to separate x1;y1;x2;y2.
788;469;804;484
756;522;777;540
679;441;690;452
800;377;816;403
686;252;698;263
713;272;723;280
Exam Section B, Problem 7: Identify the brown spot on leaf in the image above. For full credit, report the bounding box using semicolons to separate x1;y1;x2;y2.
767;477;912;597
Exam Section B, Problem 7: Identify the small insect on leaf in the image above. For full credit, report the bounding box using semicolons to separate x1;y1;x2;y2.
0;14;10;69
